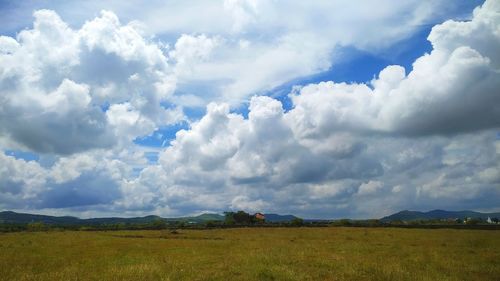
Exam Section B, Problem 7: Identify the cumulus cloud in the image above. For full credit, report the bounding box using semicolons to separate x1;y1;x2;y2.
0;10;181;154
0;150;132;211
169;34;219;76
357;181;384;196
0;152;47;204
287;0;500;137
230;195;268;213
131;95;497;217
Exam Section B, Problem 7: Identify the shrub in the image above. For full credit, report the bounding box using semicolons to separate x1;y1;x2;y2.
27;222;47;232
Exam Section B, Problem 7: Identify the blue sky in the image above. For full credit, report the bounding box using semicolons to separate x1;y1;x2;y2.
0;0;499;219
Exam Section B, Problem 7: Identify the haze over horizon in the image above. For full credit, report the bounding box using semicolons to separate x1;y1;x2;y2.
0;0;499;219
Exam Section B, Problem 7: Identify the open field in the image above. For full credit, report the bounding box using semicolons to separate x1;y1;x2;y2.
0;227;498;281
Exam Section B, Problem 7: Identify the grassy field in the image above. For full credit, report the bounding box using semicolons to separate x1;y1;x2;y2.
0;227;498;281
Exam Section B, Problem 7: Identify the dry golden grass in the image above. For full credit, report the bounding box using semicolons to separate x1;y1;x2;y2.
0;227;498;280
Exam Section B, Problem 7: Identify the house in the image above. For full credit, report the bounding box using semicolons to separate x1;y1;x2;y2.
487;217;492;224
254;213;265;221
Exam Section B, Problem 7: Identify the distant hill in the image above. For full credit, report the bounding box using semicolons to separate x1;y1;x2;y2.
381;210;500;222
0;211;224;225
173;213;225;223
8;209;496;225
0;211;301;225
84;215;165;225
0;211;80;225
263;214;299;222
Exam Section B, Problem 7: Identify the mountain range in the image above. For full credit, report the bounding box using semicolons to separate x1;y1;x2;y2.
1;209;499;225
380;210;500;222
0;211;298;225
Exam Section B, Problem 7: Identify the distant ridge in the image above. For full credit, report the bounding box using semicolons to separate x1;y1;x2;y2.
380;210;500;222
0;211;224;225
4;210;496;225
0;211;300;225
263;214;299;222
0;211;80;225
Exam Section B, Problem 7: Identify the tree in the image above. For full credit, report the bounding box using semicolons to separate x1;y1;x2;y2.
233;211;252;224
290;218;304;226
205;220;220;228
151;219;167;229
175;221;186;228
224;211;255;225
224;212;235;225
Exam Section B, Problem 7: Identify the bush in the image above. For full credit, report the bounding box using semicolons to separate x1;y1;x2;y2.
466;218;480;225
339;219;352;226
27;222;48;232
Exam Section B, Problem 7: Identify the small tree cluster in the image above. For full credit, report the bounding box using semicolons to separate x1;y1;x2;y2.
224;211;258;225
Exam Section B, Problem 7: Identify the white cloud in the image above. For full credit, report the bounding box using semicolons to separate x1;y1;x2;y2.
79;11;166;66
223;0;259;32
479;167;500;184
287;0;500;136
357;181;384;196
0;152;46;203
230;195;268;213
50;154;98;183
0;149;137;210
169;34;219;76
89;0;456;106
0;10;181;154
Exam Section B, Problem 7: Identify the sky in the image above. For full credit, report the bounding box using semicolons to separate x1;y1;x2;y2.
0;0;499;219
